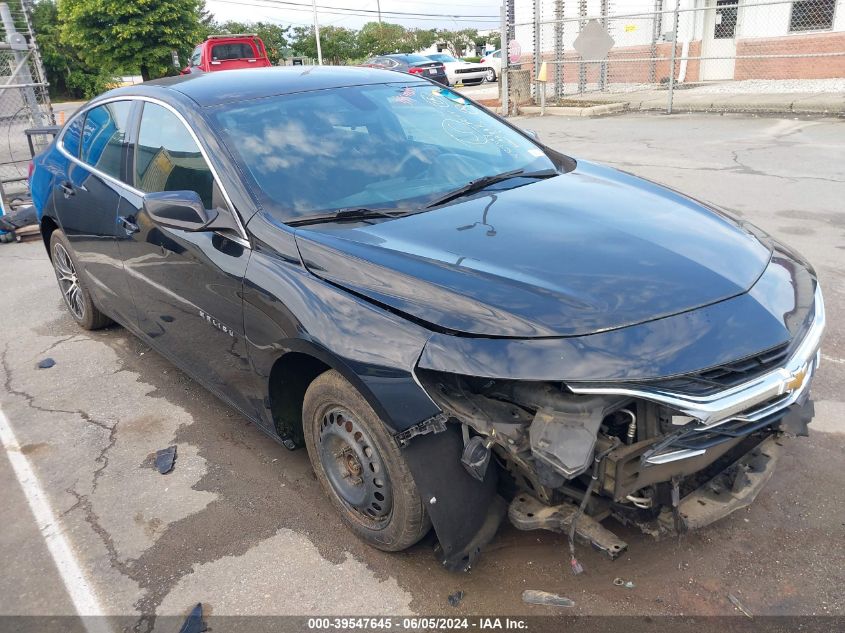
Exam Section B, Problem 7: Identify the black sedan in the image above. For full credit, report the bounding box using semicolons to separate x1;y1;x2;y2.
362;53;448;85
30;67;824;571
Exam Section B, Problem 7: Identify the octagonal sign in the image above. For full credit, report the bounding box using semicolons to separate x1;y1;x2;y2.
508;40;522;64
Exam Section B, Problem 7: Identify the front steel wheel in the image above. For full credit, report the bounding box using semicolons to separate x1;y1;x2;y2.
485;68;497;82
318;407;394;524
303;370;431;551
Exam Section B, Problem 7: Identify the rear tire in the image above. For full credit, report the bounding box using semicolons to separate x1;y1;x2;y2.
302;370;431;551
49;229;112;330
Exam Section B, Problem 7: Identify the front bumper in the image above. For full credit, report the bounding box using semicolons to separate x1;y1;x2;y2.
667;434;782;532
451;70;487;84
410;255;823;567
510;432;789;554
570;283;824;465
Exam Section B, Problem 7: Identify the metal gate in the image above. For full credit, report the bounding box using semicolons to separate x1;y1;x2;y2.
0;0;54;210
500;0;845;114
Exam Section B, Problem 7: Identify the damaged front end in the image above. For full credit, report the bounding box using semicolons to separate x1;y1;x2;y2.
414;285;825;562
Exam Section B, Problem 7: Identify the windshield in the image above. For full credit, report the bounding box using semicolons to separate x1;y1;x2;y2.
428;53;456;62
212;82;555;222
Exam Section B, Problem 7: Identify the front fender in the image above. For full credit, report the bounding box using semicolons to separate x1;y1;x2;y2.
244;212;504;567
243;211;440;433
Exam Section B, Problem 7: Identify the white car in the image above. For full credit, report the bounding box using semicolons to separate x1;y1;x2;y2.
425;53;489;86
479;49;502;82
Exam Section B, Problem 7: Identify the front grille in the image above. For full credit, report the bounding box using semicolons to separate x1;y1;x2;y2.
638;341;791;397
456;67;485;74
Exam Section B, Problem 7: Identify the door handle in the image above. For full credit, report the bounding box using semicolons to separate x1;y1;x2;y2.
60;181;75;198
118;215;140;235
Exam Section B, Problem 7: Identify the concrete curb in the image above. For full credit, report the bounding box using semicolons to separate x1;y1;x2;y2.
550;92;845;116
518;102;628;117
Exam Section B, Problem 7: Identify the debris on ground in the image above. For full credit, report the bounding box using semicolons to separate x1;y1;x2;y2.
36;357;56;369
613;577;635;588
728;593;753;618
521;590;575;607
0;204;37;232
178;602;207;633
155;445;177;475
447;591;464;607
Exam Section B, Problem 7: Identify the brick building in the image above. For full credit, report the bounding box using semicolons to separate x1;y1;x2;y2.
512;0;844;83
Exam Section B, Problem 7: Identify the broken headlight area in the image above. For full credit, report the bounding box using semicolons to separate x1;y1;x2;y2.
416;369;813;558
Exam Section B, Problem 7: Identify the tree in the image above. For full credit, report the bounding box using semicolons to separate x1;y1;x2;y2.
32;0;113;98
59;0;206;81
356;21;409;56
291;25;358;64
436;28;479;58
405;28;438;53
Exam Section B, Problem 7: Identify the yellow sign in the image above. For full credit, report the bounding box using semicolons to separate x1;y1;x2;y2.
624;24;637;32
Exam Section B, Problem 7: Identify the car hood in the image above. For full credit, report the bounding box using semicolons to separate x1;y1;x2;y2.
295;160;772;338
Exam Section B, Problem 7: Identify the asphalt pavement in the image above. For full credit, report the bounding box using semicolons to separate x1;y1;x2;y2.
1;112;843;628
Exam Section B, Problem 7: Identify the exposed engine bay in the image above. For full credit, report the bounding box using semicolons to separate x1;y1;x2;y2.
417;367;816;560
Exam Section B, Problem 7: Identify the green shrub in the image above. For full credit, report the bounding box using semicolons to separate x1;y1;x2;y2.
462;56;481;63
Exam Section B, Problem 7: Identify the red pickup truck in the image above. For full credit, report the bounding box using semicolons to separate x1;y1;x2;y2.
182;34;272;74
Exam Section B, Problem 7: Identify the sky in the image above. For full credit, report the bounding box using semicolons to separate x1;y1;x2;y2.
205;0;501;31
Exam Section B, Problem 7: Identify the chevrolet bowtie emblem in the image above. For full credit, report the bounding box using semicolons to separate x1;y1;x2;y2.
785;367;807;392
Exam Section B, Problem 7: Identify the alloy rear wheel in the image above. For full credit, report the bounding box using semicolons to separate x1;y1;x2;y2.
49;229;112;330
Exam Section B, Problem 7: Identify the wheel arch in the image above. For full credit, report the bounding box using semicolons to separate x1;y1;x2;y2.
266;339;400;446
40;215;59;259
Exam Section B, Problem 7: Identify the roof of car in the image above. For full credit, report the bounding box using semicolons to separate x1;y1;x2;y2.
104;66;414;107
383;53;425;61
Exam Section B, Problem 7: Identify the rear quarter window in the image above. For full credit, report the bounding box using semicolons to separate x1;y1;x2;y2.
61;115;84;158
79;101;132;179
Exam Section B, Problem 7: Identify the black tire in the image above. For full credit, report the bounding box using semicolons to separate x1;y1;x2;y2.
485;68;497;83
302;370;431;551
49;229;112;330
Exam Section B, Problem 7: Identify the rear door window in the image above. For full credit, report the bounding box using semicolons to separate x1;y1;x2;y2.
79;101;132;179
211;42;256;60
134;102;215;209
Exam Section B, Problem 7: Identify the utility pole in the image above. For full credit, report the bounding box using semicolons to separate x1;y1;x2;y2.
377;0;382;23
311;0;323;65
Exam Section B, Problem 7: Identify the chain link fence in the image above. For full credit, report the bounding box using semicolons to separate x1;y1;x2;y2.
501;0;845;113
0;0;54;210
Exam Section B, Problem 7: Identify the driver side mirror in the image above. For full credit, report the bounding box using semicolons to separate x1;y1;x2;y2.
144;190;219;232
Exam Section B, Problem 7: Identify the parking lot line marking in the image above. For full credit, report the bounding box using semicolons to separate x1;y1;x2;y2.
0;407;112;633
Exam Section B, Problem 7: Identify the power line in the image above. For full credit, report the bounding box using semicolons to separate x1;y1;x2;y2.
268;0;498;18
216;0;498;19
211;0;500;23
